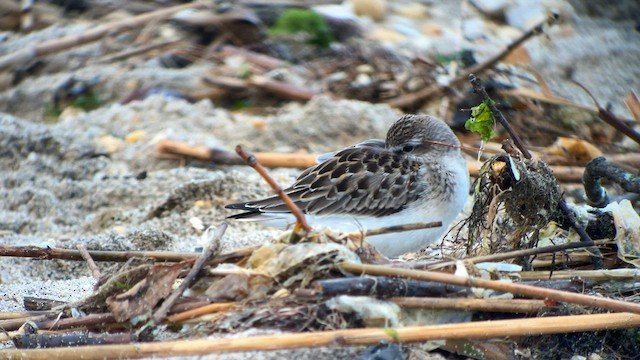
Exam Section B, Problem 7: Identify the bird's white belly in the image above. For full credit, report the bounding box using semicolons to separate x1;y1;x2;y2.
255;190;468;257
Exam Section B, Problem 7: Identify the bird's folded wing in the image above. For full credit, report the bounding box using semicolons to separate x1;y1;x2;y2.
228;145;426;218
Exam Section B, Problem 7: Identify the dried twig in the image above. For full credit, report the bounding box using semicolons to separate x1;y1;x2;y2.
6;312;640;358
76;245;101;280
0;1;207;70
387;14;557;108
150;223;227;324
0;244;255;265
340;262;640;314
468;74;602;269
235;145;312;233
571;81;640;146
352;221;442;238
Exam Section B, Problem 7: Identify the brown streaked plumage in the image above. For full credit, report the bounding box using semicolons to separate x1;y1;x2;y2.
226;114;469;257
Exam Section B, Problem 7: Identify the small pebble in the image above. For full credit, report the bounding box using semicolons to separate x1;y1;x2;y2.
351;0;387;21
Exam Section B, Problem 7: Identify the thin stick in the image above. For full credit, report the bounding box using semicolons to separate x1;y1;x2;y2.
235;145;311;233
468;74;602;269
167;302;237;323
420;239;611;270
390;297;551;314
6;312;640;359
571;80;640;146
0;244;255;264
150;223;227;324
0;1;206;70
339;262;640;314
356;221;442;238
387;14;557;108
519;268;640;281
95;39;181;63
76;244;101;279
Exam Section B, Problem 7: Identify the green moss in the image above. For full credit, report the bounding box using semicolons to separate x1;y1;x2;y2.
270;9;334;48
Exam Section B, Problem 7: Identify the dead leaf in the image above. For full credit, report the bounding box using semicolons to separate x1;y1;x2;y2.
503;45;532;67
205;273;273;302
624;90;640;121
604;200;640;268
545;137;602;162
106;262;188;322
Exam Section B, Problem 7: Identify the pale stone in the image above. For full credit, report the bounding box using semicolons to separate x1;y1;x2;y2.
351;0;387;21
395;2;429;19
370;28;407;43
470;0;511;17
505;1;545;31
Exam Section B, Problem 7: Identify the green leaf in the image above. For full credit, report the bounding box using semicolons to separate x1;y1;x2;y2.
383;327;400;342
465;99;496;142
270;9;334;48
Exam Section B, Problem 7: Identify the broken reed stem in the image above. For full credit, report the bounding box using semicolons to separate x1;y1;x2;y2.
339;262;640;314
95;39;181;63
235;145;312;233
390;297;551;314
0;1;207;70
519;268;640;282
0;244;256;264
76;244;101;279
422;239;611;270
468;74;602;269
7;312;640;359
151;223;227;324
0;313;116;333
249;75;319;102
0;311;53;320
156;140;318;169
387;14;557;108
167;302;237;323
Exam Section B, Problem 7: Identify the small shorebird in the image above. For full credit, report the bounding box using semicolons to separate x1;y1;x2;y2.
226;114;469;257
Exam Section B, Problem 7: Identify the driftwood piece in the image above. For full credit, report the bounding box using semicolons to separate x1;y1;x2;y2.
310;276;467;298
583;156;640;207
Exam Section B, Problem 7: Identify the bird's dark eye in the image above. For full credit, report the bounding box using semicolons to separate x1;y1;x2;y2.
402;145;415;153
